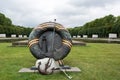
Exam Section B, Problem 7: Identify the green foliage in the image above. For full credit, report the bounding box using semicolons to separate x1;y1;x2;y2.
0;12;32;37
0;13;12;26
68;14;120;38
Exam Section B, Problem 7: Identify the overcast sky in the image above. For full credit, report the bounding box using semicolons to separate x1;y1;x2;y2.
0;0;120;28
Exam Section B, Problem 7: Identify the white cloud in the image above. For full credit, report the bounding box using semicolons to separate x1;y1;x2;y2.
0;0;120;28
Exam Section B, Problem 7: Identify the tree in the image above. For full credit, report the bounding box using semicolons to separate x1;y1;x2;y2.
68;14;120;38
0;12;32;37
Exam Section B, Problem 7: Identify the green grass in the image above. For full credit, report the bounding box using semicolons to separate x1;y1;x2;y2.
0;43;120;80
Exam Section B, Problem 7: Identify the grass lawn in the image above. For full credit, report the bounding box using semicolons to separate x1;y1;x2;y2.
0;43;120;80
